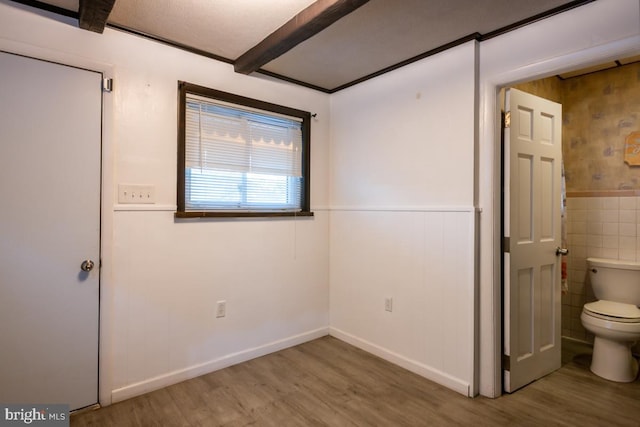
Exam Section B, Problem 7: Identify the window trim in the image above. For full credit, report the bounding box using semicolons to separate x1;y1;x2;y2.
177;81;312;218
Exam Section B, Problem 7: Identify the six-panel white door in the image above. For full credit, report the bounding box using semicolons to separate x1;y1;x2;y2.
0;51;101;410
503;88;563;393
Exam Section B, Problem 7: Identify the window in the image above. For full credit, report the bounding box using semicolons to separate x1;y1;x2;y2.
177;82;312;217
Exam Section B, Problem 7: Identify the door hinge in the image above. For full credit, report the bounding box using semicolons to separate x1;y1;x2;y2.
102;78;113;93
503;236;510;253
503;354;510;371
504;110;511;128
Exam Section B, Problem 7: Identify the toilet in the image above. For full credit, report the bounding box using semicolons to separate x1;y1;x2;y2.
581;257;640;382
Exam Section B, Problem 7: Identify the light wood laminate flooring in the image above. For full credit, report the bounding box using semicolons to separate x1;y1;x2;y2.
72;336;640;426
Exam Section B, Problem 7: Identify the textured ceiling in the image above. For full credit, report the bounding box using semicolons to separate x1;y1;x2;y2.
15;0;599;92
261;0;578;90
108;0;316;61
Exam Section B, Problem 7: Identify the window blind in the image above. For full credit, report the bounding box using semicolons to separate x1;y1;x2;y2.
184;94;304;211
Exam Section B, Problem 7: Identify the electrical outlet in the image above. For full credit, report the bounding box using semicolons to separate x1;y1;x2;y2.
384;297;393;312
118;184;156;204
216;300;226;318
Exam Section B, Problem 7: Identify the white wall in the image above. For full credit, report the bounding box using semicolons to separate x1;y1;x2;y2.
0;0;331;404
330;42;476;207
478;0;640;397
329;42;478;395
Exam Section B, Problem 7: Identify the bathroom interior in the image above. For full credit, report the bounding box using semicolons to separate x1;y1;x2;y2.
512;56;640;374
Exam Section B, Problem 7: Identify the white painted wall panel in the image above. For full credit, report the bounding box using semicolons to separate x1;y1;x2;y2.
112;211;329;391
330;209;475;394
440;212;474;382
329;42;477;395
330;42;477;207
329;211;426;361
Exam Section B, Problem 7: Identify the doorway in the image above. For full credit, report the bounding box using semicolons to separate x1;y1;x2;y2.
0;51;102;410
499;56;640;393
478;27;640;397
513;57;640;360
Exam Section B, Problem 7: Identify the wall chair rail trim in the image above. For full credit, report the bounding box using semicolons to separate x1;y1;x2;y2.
329;205;478;213
566;190;640;198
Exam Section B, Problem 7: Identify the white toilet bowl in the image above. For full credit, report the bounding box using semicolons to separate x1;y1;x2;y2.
581;301;640;382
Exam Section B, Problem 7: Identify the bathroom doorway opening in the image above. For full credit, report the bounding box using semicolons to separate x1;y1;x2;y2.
500;56;640;393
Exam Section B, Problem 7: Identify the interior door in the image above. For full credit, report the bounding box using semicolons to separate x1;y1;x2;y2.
0;52;101;410
503;88;562;393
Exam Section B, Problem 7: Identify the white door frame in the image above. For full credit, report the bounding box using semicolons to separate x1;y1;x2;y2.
479;35;640;397
0;39;116;406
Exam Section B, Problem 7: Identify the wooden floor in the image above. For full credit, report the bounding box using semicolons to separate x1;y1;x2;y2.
72;336;640;426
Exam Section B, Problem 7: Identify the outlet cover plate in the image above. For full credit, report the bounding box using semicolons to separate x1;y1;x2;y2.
216;300;226;318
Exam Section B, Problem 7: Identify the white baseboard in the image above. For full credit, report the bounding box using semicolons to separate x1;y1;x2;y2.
111;327;329;403
329;327;470;396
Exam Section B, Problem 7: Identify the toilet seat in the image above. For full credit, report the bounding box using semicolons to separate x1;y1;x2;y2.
583;300;640;323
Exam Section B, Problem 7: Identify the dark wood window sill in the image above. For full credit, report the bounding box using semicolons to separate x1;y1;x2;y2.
175;211;314;219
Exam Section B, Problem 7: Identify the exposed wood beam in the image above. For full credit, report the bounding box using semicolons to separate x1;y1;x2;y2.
234;0;369;75
79;0;116;34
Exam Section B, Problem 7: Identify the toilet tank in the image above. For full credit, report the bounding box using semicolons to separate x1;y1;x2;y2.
587;258;640;305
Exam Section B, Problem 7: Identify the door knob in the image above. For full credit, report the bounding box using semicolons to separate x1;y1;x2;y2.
80;260;95;272
556;247;569;256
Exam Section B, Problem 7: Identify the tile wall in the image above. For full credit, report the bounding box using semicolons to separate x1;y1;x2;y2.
564;193;640;342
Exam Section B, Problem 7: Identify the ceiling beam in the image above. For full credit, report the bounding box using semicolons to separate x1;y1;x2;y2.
79;0;116;34
234;0;369;75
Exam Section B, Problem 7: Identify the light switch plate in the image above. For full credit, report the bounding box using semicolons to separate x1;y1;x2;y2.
118;184;156;204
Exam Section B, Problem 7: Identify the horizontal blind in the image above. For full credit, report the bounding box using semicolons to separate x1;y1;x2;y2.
185;94;303;211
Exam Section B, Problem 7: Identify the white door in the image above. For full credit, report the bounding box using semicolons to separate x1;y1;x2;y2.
0;52;101;410
503;88;562;393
